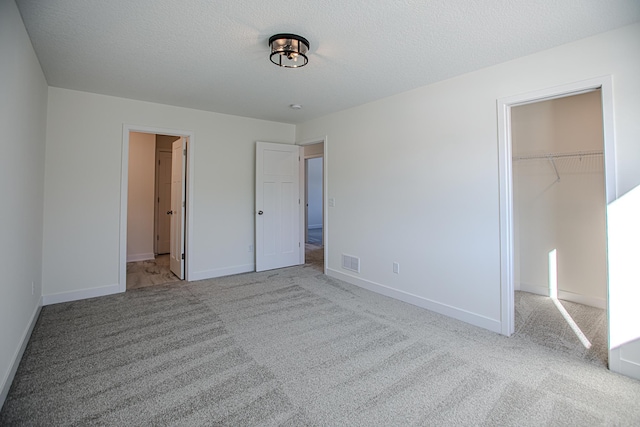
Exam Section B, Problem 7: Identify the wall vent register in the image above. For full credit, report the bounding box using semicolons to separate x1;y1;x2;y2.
342;254;361;273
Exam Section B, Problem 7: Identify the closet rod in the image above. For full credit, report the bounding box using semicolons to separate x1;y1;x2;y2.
512;150;603;161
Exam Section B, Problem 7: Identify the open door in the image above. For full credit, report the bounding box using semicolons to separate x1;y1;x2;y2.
155;150;172;255
170;137;186;279
256;141;301;272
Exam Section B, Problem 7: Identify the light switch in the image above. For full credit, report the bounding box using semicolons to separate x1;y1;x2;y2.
329;198;335;207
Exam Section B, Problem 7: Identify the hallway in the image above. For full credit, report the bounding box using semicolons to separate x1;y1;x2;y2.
126;255;180;290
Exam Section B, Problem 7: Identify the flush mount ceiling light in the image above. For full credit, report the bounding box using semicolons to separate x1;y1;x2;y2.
269;33;309;68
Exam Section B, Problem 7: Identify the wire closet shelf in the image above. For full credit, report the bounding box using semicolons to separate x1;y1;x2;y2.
512;150;604;183
512;150;603;161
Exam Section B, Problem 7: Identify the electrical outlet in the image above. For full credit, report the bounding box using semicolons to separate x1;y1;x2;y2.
31;281;35;295
248;244;253;252
393;262;400;274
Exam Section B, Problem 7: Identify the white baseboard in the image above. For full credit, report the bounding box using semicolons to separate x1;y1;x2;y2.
518;283;606;309
519;283;549;296
189;264;255;282
558;290;606;310
610;346;640;380
1;300;41;408
308;224;322;230
42;283;121;306
127;253;155;262
326;268;502;334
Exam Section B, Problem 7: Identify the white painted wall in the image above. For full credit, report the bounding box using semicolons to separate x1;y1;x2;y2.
512;92;607;308
43;88;295;300
0;0;48;405
296;23;640;336
307;157;323;229
127;132;156;262
608;183;640;377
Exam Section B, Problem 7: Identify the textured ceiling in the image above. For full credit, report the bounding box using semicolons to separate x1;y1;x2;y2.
15;0;640;124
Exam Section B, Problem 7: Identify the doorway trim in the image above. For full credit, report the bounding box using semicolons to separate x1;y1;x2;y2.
297;136;328;274
497;76;616;337
120;124;195;292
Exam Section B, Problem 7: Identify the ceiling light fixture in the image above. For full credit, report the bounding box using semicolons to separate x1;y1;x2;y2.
269;33;309;68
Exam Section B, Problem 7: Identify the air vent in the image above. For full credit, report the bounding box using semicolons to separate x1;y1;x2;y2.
342;254;360;273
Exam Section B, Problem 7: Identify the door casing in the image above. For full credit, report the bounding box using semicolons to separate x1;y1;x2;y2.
498;76;615;336
297;137;328;272
120;125;194;291
497;76;616;363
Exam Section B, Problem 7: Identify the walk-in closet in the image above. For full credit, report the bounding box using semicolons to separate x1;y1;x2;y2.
511;90;608;362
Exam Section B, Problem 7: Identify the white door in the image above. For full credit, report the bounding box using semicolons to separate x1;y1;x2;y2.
256;142;301;272
170;137;186;279
156;150;172;254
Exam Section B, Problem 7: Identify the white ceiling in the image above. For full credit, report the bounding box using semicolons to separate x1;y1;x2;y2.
15;0;640;124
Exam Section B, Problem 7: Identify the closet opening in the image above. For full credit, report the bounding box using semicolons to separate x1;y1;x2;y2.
501;84;612;366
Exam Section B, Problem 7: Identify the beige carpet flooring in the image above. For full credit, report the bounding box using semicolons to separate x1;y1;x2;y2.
514;291;607;367
127;249;604;367
127;248;605;366
2;260;637;425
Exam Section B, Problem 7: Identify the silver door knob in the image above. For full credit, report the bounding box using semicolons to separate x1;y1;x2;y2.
258;210;263;215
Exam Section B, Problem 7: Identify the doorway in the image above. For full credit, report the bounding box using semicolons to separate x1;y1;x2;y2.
254;139;327;273
497;76;617;368
305;157;323;244
302;142;325;271
511;90;608;363
120;125;193;292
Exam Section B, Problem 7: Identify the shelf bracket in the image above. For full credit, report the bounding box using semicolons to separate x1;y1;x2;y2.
547;155;560;182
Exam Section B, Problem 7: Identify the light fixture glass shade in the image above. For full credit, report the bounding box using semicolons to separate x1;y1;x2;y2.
269;34;309;68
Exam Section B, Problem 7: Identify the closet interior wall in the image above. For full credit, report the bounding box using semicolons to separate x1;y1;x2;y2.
512;90;607;308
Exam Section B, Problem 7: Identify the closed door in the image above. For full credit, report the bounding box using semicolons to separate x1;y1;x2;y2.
255;141;301;272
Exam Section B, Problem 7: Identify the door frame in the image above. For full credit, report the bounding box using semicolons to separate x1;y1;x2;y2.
297;137;328;273
120;125;195;291
497;76;615;336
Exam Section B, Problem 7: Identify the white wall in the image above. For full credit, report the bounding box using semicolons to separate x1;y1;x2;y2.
0;0;48;405
307;157;323;229
43;88;295;300
512;92;607;307
296;23;640;335
127;132;156;261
